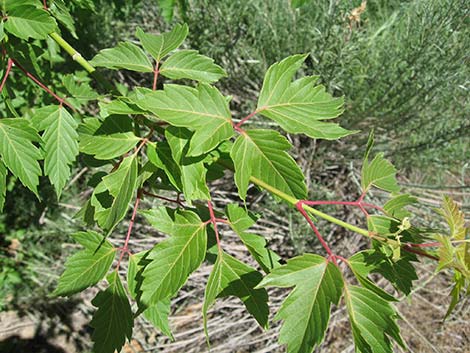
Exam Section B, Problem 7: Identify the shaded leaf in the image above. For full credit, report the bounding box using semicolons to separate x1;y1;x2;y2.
257;254;343;353
90;271;133;353
226;204;280;272
203;251;269;340
0;160;7;212
53;231;116;296
231;129;307;200
91;155;138;233
79;116;141;160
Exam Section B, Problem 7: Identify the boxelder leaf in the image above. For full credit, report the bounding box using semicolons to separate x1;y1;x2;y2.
49;0;77;38
53;231;116;297
140;210;207;306
226;204;281;273
257;254;343;353
62;74;99;106
257;54;354;140
79;116;141;160
90;271;134;353
90;42;153;72
203;251;269;341
0;118;42;197
32;105;79;198
147;141;183;192
165;127;210;202
0;160;7;212
133;83;233;156
361;152;400;193
91;154;138;233
344;285;406;353
348;251;397;302
383;194;418;220
127;252;174;339
160;50;227;83
231;129;307;200
4;6;57;40
135;23;188;61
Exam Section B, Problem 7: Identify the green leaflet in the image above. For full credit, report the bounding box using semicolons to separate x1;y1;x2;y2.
53;231;116;297
362;152;400;193
135;23;188;62
134;83;233;156
257;254;343;353
32;105;79;198
0;159;6;212
79;116;141;160
160;50;227;83
62;74;99;106
344;285;406;353
348;251;397;302
90;42;153;72
0;118;42;197
127;252;174;339
257;55;354;140
203;251;269;341
90;271;134;353
140;209;207;306
165;127;210;203
4;6;57;40
147;141;184;192
231;129;307;200
434;197;470;277
91;154;138;233
226;204;281;272
383;194;418;220
98;99;147;118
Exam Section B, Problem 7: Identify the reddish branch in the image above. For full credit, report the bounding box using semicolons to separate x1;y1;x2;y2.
207;200;222;249
116;189;143;269
10;58;76;111
235;110;259;128
152;61;160;91
43;0;48;10
296;201;338;264
0;58;13;93
143;191;185;207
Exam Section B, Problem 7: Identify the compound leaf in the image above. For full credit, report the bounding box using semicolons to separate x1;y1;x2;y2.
140;209;207;306
231;129;307;200
344;285;405;353
257;254;343;353
134;83;233;156
90;271;134;353
160;50;226;83
203;251;269;340
53;231;116;297
90;42;153;72
136;24;188;61
0;118;42;197
32;105;79;198
4;6;57;40
257;55;353;140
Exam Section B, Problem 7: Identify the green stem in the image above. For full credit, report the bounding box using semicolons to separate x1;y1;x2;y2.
49;32;95;73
